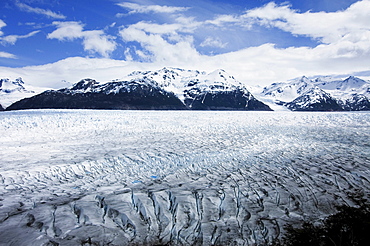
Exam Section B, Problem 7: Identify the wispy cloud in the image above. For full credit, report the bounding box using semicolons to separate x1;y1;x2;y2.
205;14;244;27
200;37;228;48
48;21;117;58
0;30;40;45
0;19;40;45
116;2;190;15
16;2;66;19
122;19;200;35
0;51;17;59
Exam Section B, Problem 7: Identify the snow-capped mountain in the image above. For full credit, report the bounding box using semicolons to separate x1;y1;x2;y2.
126;67;240;100
260;75;370;111
126;67;271;110
0;77;26;92
339;94;370;111
315;76;370;94
0;78;48;109
7;68;271;111
285;87;343;111
261;76;314;103
7;78;186;110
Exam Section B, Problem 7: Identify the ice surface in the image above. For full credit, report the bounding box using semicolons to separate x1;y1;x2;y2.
0;110;369;245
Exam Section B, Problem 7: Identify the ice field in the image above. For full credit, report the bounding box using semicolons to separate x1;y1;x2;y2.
0;110;369;245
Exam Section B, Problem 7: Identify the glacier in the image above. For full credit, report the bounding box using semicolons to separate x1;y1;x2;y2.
0;110;369;245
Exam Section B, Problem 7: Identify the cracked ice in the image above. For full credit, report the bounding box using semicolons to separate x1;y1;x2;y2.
0;110;369;245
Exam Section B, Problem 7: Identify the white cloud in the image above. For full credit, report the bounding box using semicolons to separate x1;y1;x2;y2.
245;1;370;44
124;48;133;61
48;21;117;58
200;37;227;48
16;2;66;19
117;2;190;15
0;30;40;45
206;14;243;27
82;30;117;58
0;19;6;36
0;57;152;88
0;51;17;59
47;21;84;40
123;22;184;35
118;14;203;63
122;19;199;36
239;1;370;69
120;25;200;63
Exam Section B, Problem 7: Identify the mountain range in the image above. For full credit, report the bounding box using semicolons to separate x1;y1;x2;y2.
1;68;370;111
4;68;271;111
260;75;370;111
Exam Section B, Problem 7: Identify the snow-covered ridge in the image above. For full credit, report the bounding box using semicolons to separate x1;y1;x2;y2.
0;78;27;93
125;67;247;102
261;75;370;101
0;78;49;109
259;75;370;111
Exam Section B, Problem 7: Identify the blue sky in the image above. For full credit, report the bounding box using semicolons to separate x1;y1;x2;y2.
0;0;369;87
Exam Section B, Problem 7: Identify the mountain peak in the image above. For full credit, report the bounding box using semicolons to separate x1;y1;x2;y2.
305;86;329;97
0;77;26;93
343;76;366;84
70;79;99;91
285;86;343;111
0;77;45;109
161;67;185;73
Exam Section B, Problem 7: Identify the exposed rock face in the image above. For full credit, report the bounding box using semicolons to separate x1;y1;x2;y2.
184;87;271;110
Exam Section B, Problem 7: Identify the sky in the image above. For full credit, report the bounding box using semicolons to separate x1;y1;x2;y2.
0;0;370;88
